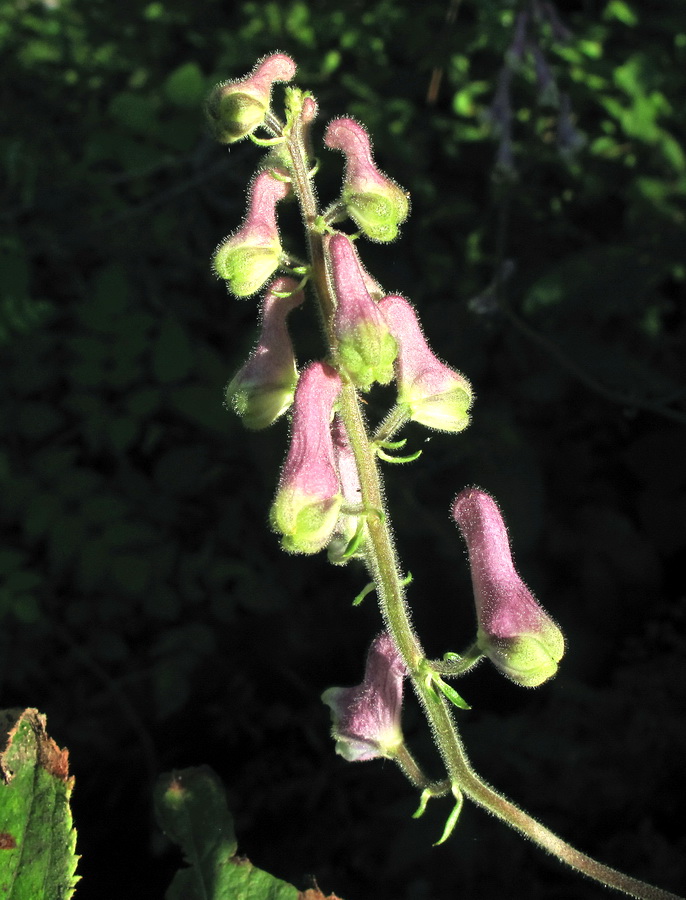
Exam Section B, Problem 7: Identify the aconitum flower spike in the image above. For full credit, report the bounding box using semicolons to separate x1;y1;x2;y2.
324;117;409;242
270;362;343;554
451;488;565;688
328;233;397;390
226;277;305;430
322;633;407;761
377;295;472;432
213;170;290;298
206;53;296;144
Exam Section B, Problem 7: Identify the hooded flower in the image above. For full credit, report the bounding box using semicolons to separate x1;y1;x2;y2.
327;414;365;565
226;277;305;429
328;233;397;390
322;633;407;761
378;294;472;432
270;361;343;554
451;487;565;687
213;170;290;298
206;53;297;144
324;118;409;242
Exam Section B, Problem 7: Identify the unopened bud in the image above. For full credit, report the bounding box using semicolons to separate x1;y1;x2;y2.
270;362;343;554
328;233;397;390
226;277;305;429
451;488;565;687
322;633;406;761
324;118;409;242
213;170;290;298
206;53;296;144
378;295;472;432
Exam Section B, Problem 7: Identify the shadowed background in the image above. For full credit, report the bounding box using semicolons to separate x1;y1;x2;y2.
1;0;685;897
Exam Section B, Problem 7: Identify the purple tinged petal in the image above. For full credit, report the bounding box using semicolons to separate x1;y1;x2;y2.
206;53;297;144
213;170;290;297
227;277;305;429
322;633;407;762
270;362;343;554
328;233;397;390
325;117;385;192
378;295;472;432
324;118;409;242
327;415;365;565
451;488;564;687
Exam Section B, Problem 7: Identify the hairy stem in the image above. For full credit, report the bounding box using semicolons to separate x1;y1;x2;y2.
284;104;683;900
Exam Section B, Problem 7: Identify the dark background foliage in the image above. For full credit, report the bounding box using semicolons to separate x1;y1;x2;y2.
1;0;685;897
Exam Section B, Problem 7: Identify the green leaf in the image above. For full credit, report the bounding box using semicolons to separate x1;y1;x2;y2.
0;709;79;900
155;766;299;900
163;63;206;108
434;678;471;711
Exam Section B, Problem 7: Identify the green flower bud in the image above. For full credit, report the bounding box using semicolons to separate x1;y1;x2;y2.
327;233;397;391
324;118;409;242
270;363;344;555
206;53;296;144
378;295;472;432
452;488;565;688
226;277;305;429
214;244;282;299
213;170;290;298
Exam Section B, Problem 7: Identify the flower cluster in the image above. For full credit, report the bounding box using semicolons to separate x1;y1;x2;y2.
213;54;474;560
197;56;686;900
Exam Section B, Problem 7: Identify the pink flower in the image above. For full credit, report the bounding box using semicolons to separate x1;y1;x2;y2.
322;633;407;761
327;414;365;565
324;118;409;242
226;277;305;429
206;53;297;144
451;488;565;687
270;362;343;554
377;295;472;432
213;170;290;298
327;233;397;390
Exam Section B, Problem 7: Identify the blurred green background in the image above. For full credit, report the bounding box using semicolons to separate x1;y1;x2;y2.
1;0;685;897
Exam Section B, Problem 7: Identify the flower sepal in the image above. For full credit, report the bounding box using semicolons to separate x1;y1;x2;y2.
206;53;296;144
322;633;407;762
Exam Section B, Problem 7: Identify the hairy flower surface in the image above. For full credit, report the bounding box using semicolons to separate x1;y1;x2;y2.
270;362;343;554
206;53;296;143
378;295;472;432
327;415;365;565
324;118;409;242
213;170;290;298
452;488;564;687
226;277;305;429
322;633;406;761
328;233;397;390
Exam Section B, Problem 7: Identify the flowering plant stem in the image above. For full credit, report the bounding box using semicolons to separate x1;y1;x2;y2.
280;97;681;900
